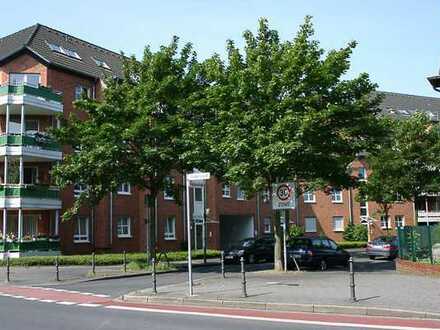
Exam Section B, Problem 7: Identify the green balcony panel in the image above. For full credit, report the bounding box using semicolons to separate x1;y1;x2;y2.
0;185;60;199
0;84;62;103
0;134;61;151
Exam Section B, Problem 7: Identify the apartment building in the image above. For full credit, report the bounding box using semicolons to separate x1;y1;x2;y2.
0;24;437;257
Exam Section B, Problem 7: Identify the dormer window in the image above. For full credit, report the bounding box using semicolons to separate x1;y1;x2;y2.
92;57;111;70
47;41;82;60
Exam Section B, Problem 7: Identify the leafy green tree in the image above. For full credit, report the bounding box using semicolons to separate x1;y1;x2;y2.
52;37;205;259
201;17;386;270
358;113;440;229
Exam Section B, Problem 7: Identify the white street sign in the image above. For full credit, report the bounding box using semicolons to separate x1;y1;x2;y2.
272;182;296;209
187;172;210;181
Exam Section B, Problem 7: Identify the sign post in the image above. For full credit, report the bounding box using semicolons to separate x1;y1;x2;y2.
272;182;296;272
186;171;210;296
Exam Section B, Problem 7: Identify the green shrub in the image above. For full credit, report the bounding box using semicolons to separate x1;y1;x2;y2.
0;249;220;267
343;224;368;242
337;241;367;249
288;225;305;240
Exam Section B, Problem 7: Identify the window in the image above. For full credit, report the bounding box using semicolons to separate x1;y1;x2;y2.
359;200;368;217
395;215;405;228
380;215;391;229
74;85;90;100
24;167;38;184
117;217;131;238
262;189;270;202
237;186;246;200
263;217;271;234
358;167;367;181
92;57;111;70
164;216;176;240
25;119;39;135
9;73;40;87
47;42;82;60
303;190;315;203
163;176;175;200
222;184;230;198
332;216;344;232
194;187;203;202
305;217;317;233
331;189;343;203
74;216;89;242
117;183;131;195
73;183;87;197
23;215;38;237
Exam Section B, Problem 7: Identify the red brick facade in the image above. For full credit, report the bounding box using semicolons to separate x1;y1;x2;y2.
0;51;417;255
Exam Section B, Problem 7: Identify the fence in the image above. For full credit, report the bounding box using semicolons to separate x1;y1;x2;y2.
397;225;440;264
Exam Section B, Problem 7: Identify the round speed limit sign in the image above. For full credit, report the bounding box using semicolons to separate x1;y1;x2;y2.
276;184;291;201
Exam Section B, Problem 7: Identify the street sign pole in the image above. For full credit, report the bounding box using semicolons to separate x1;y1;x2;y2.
186;176;193;296
283;213;287;272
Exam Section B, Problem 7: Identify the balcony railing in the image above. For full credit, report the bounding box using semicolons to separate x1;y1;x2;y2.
0;185;60;200
0;84;62;103
0;239;60;252
0;134;61;151
417;210;440;222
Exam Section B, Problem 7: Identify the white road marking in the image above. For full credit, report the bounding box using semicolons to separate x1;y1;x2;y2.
23;297;38;301
93;294;110;298
77;303;102;307
105;305;439;330
0;293;12;297
11;295;24;299
56;301;77;305
39;299;56;303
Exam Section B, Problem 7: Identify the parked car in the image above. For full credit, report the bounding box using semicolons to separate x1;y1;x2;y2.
366;236;398;260
224;237;274;264
287;237;350;271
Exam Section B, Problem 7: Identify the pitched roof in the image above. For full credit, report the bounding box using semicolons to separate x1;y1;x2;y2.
378;91;440;121
0;24;124;79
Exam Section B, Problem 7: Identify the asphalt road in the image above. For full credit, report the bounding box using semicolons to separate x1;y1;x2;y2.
0;296;375;330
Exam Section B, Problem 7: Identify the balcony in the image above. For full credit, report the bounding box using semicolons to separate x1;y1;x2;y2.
417;211;440;223
0;84;63;114
0;133;62;160
0;185;61;209
0;239;60;256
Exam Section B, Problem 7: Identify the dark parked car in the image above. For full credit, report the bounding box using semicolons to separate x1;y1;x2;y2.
366;236;398;260
224;237;274;264
287;237;350;271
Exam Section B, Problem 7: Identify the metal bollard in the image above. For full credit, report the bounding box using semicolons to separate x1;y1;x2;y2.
151;258;157;294
55;256;60;281
123;250;127;273
349;257;357;302
240;257;247;298
5;256;10;283
92;252;96;275
221;251;225;278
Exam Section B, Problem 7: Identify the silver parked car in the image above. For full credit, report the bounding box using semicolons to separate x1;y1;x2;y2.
366;236;398;260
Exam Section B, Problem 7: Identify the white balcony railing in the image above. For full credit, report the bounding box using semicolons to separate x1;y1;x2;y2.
417;211;440;222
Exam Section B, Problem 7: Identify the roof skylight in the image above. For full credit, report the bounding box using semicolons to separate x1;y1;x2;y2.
92;57;111;70
47;41;82;60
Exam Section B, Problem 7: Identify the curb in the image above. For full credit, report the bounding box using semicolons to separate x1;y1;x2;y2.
121;294;440;320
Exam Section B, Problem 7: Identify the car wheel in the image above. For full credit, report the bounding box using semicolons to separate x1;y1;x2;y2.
369;256;376;260
319;259;328;271
248;254;256;264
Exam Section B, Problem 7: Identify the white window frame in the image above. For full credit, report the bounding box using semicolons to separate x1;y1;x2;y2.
74;183;87;198
163;176;175;200
380;215;391;229
117;217;132;238
358;167;367;181
359;199;369;218
74;216;89;243
23;166;39;185
304;217;317;233
74;85;90;100
263;217;271;234
222;184;231;198
117;183;131;195
332;216;344;232
9;73;40;87
236;186;246;201
303;190;316;203
395;215;405;228
164;216;176;240
331;189;343;203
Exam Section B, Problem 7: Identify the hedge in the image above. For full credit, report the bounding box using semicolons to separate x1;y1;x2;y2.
0;249;220;267
337;241;367;249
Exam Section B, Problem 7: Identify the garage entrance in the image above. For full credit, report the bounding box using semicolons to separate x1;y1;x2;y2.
220;215;254;250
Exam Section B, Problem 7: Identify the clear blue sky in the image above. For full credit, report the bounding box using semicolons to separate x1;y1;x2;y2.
2;0;439;96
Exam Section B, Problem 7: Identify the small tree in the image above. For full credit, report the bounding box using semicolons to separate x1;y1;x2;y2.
202;17;386;270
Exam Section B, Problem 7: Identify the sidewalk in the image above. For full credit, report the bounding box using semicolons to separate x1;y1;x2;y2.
0;258;220;286
123;259;440;319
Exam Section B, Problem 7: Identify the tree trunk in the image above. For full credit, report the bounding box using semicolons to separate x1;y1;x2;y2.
273;209;283;271
147;193;157;263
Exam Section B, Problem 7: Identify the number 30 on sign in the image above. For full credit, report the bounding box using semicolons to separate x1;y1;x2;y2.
272;182;296;209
